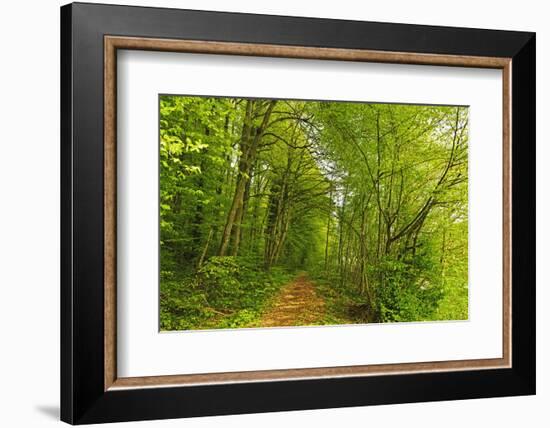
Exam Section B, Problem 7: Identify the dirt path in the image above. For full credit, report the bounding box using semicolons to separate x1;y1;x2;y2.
257;273;325;327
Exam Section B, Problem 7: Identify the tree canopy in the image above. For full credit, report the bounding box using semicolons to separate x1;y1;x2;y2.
159;96;468;330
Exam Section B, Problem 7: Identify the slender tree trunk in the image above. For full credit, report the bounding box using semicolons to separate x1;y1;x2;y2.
197;228;214;269
273;209;290;264
324;187;332;272
440;228;447;284
337;187;347;278
248;172;263;254
264;140;292;269
219;100;254;256
230;160;253;256
359;199;367;295
220;100;276;256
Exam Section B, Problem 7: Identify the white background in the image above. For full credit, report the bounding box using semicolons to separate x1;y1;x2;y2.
118;51;503;377
0;0;546;427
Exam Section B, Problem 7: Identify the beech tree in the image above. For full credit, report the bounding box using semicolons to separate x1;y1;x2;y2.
159;95;468;330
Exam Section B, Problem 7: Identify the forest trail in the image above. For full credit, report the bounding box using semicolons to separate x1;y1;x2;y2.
257;274;325;327
160;97;470;330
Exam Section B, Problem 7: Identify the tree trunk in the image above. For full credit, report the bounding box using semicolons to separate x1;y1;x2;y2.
197;228;214;269
220;100;276;256
324;187;332;272
218;100;254;256
230;159;253;256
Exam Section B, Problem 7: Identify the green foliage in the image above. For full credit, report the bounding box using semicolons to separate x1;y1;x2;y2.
160;256;292;330
159;278;211;331
372;255;444;322
159;95;469;330
197;256;241;306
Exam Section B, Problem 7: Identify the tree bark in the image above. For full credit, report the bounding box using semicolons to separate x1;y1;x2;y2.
220;100;276;256
324;187;332;272
218;100;254;256
197;228;214;269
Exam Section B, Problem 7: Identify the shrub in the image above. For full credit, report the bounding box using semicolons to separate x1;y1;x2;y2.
371;254;443;322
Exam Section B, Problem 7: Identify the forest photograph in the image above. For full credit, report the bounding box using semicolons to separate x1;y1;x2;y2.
159;95;469;331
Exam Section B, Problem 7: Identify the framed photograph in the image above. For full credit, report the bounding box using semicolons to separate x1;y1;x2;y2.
61;2;535;424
